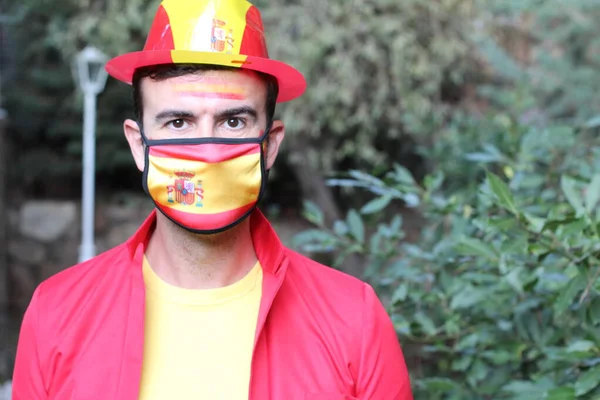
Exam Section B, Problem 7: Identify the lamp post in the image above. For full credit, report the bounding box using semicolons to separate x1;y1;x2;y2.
72;46;108;263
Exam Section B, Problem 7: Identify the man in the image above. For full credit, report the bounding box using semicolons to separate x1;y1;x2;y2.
12;0;414;399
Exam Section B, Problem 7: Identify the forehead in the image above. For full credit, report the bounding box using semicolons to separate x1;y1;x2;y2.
140;69;267;105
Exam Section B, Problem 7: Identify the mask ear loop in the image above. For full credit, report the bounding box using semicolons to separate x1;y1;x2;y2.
137;121;150;146
137;121;152;197
261;120;274;185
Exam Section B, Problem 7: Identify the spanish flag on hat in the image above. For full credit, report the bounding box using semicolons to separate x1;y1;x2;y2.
106;0;306;102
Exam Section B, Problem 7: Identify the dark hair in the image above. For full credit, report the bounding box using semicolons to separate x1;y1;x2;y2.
132;63;279;126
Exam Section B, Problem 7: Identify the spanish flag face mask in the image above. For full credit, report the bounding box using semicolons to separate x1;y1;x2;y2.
140;124;270;234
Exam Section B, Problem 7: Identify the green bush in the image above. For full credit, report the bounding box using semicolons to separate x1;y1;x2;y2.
294;112;600;399
475;0;600;124
265;0;476;169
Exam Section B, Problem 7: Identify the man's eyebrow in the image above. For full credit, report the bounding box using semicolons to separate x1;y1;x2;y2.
154;110;197;123
215;106;258;121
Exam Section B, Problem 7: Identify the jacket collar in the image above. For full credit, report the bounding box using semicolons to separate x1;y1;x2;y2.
118;208;289;399
125;209;288;276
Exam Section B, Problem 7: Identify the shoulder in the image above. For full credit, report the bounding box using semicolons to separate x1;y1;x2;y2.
285;248;368;290
283;248;380;314
280;249;400;373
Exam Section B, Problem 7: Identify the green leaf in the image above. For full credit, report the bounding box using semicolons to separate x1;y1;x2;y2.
544;386;575;400
555;274;586;314
393;164;416;185
486;171;518;214
360;194;393;214
561;176;585;216
292;229;338;247
589;297;600;325
467;359;489;384
456;332;480;351
450;286;488;310
333;220;348;237
584;114;600;129
464;152;501;163
451;356;473;372
346;210;365;243
292;229;340;253
455;237;498;260
585;174;600;214
481;350;514;365
424;172;444;192
542;217;579;233
558;219;588;237
419;378;460;392
505;267;525;294
348;170;385;187
500;234;528;256
390;215;403;232
503;381;541;394
392;283;408;304
566;340;596;353
575;365;600;396
415;311;437;336
302;200;324;226
524;213;546;233
369;231;382;254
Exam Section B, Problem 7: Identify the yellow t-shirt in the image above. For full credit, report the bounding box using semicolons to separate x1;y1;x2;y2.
139;257;263;400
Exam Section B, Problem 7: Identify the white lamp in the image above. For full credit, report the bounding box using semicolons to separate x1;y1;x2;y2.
72;46;108;263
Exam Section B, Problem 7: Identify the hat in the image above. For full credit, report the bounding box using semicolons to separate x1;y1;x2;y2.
105;0;306;102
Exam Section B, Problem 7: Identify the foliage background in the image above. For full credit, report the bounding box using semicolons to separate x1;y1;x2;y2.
2;0;600;397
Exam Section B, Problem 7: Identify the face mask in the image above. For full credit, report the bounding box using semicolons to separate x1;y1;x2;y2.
141;125;270;234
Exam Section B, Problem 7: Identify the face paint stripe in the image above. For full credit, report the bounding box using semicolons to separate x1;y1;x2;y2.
174;83;246;92
149;143;260;163
175;77;246;85
176;92;246;100
173;83;247;99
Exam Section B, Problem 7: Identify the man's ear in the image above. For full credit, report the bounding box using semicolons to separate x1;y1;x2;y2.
123;119;145;172
265;120;285;170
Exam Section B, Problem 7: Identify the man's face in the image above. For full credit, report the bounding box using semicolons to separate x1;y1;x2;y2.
124;69;285;171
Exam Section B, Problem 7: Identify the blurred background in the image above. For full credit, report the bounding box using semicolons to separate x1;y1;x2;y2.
2;0;600;398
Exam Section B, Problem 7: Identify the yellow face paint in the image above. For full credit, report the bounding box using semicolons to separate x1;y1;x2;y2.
172;82;247;100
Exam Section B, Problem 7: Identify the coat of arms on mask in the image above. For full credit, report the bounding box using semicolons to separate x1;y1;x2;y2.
167;171;204;207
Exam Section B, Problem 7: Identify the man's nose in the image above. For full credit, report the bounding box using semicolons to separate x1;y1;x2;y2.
196;118;217;138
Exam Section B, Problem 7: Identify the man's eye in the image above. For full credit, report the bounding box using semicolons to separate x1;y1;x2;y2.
226;118;244;129
169;119;187;129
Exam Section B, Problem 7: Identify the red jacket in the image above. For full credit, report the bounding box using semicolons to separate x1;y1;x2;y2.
13;210;413;399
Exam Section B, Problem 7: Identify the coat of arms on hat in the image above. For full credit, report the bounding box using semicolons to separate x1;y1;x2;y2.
211;19;235;54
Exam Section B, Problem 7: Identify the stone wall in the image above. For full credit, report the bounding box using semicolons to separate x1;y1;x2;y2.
7;196;155;313
1;195;155;380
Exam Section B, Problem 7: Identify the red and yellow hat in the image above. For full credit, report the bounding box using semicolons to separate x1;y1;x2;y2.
106;0;306;102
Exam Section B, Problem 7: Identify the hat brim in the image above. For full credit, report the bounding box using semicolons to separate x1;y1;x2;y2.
105;50;306;103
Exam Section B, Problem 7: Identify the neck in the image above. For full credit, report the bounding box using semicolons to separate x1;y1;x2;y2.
145;211;258;289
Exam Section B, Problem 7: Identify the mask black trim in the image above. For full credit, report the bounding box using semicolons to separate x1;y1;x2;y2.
141;121;272;235
139;121;270;147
